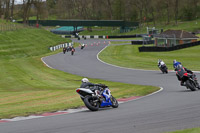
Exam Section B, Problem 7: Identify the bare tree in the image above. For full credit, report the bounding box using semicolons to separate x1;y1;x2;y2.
22;0;32;24
32;0;43;23
106;0;113;19
132;0;144;24
165;0;171;24
5;0;10;21
174;0;179;25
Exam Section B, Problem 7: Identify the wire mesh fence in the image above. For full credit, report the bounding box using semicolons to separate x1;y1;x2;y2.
0;23;31;32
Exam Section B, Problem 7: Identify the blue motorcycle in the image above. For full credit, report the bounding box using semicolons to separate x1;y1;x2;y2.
76;85;118;111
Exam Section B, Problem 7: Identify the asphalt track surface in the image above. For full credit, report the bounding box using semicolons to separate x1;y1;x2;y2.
1;39;200;133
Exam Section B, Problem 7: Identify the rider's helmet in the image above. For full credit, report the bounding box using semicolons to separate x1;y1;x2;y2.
176;64;183;70
158;59;161;63
82;78;89;83
173;60;177;64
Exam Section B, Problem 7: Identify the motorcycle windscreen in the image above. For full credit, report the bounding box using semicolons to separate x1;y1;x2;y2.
177;68;186;78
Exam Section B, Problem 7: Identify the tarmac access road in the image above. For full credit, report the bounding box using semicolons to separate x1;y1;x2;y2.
1;39;200;133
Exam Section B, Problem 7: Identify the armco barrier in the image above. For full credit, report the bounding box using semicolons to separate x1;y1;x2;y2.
138;41;200;52
63;35;106;39
108;35;136;38
62;34;147;39
107;34;147;39
132;40;154;45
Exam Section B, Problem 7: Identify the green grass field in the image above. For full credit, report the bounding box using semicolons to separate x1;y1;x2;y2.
0;27;159;119
99;44;200;71
166;127;200;133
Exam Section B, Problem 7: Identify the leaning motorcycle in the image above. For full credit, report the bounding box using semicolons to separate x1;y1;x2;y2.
81;45;85;50
63;48;67;54
176;70;200;91
76;85;118;111
71;48;75;55
158;64;168;74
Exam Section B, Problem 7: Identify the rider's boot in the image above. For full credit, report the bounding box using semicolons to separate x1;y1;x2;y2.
194;80;200;89
197;82;200;89
180;81;185;86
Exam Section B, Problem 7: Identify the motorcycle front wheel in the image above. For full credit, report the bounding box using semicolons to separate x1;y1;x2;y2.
84;96;99;111
165;69;168;74
111;96;118;108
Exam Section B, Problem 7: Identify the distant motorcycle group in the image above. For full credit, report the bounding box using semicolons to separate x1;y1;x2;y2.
63;46;75;55
158;59;200;91
63;43;85;55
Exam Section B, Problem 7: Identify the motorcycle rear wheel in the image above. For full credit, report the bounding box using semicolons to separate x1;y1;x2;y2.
186;80;196;91
84;96;99;111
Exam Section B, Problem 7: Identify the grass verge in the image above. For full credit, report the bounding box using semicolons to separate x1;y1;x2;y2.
99;44;200;71
166;127;200;133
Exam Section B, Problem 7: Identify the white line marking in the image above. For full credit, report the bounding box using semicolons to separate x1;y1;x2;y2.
119;87;164;104
96;46;160;72
96;45;200;73
41;57;54;69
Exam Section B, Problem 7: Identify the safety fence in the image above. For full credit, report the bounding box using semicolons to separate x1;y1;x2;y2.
107;34;145;39
49;42;73;51
139;41;200;52
62;35;106;39
0;23;31;32
131;40;155;45
62;34;146;39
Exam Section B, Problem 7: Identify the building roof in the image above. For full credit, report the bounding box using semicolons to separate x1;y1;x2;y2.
157;30;199;39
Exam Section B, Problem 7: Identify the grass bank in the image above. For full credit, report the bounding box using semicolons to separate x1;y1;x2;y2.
99;44;200;71
0;27;159;119
166;127;200;133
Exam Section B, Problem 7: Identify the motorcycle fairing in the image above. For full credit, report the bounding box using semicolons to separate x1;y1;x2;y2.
76;88;93;98
177;68;186;78
100;100;112;107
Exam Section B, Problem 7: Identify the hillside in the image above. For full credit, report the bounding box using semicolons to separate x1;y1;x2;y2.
0;28;67;59
0;27;158;118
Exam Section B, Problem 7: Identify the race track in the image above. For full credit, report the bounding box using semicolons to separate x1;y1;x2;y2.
1;39;200;133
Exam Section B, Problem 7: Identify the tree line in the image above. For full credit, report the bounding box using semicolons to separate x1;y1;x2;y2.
0;0;200;25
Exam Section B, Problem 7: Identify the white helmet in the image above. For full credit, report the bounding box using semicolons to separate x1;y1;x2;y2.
173;60;177;63
82;78;89;83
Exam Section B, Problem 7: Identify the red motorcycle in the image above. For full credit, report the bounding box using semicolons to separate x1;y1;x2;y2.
176;66;200;91
63;47;67;54
71;48;75;55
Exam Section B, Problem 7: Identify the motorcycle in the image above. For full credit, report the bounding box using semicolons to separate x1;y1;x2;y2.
81;44;85;50
158;64;168;74
63;47;67;54
71;48;75;55
176;69;200;91
76;85;118;111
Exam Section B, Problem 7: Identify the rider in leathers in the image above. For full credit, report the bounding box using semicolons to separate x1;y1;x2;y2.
176;64;200;88
80;78;109;101
80;78;97;88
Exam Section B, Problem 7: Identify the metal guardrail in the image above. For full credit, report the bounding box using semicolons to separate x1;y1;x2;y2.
139;41;200;52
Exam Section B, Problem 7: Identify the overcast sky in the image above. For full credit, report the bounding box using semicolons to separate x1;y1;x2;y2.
15;0;46;4
15;0;22;4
